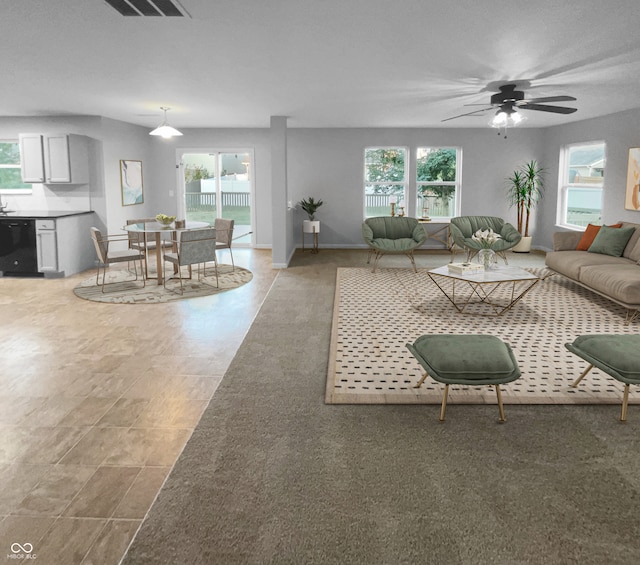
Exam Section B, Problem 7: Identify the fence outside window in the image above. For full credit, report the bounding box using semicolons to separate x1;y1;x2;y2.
186;191;251;211
365;194;452;217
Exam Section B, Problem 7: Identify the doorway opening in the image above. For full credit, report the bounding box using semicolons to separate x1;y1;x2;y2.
179;150;254;245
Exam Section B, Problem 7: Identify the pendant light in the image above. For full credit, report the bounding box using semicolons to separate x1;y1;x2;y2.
149;107;183;138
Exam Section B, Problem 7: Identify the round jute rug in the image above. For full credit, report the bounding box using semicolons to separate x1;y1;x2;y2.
73;264;252;304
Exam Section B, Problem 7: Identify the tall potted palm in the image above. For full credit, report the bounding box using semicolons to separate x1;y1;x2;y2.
506;160;544;253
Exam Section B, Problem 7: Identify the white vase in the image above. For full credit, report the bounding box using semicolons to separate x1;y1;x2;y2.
303;220;320;234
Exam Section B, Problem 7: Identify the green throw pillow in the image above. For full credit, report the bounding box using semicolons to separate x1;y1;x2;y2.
588;225;636;257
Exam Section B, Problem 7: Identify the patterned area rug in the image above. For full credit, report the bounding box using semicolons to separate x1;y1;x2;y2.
326;267;640;405
73;264;252;304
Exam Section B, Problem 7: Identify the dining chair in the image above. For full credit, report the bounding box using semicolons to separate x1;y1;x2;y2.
171;219;187;275
163;227;218;293
126;218;173;277
90;227;146;292
214;218;235;270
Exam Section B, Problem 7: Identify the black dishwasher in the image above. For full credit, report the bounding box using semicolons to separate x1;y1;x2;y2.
0;218;41;276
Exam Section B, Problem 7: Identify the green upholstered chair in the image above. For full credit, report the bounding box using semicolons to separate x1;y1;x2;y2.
566;335;640;422
406;334;521;422
362;216;428;273
449;216;522;264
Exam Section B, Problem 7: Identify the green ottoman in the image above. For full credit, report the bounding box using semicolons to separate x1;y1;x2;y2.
406;334;521;422
566;335;640;422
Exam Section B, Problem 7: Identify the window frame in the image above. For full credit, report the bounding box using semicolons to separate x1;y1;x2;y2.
415;146;462;220
0;139;32;194
363;146;409;219
557;140;605;230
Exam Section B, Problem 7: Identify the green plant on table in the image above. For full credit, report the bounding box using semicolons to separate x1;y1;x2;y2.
299;197;323;221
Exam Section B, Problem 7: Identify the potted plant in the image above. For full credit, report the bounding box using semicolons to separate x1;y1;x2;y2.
506;160;544;252
299;197;323;233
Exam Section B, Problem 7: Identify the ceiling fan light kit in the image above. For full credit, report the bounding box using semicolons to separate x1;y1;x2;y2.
444;83;577;138
491;109;526;127
149;107;183;138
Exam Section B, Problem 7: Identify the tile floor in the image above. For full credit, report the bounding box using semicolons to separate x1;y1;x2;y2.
0;247;545;564
0;248;277;565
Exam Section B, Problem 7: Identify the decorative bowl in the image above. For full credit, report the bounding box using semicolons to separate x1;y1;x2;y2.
155;214;176;226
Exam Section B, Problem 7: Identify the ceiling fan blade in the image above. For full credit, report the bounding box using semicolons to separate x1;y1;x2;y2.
441;107;494;122
520;103;577;114
522;95;577;104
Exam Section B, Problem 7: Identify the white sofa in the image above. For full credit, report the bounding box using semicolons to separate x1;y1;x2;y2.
545;221;640;322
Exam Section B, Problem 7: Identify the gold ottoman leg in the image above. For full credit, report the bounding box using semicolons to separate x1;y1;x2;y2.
439;384;450;422
414;372;429;389
495;384;506;423
571;364;593;388
621;384;630;422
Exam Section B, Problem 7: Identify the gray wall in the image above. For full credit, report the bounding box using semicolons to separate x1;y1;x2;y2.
2;107;640;266
287;127;544;247
146;127;273;249
539;108;640;250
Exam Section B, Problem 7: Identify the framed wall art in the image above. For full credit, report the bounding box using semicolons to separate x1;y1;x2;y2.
120;159;144;206
625;148;640;211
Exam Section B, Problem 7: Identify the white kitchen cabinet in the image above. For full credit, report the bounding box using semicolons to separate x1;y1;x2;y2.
19;134;45;183
19;133;89;184
36;219;58;273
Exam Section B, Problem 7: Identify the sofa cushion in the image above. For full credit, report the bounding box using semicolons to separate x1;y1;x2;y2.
545;250;626;280
620;222;640;260
629;239;640;263
576;223;622;251
588;225;635;257
579;263;640;306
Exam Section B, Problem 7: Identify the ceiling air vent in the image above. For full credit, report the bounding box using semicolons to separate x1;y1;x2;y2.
104;0;189;17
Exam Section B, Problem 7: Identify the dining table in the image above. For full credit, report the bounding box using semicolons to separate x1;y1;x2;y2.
123;220;210;285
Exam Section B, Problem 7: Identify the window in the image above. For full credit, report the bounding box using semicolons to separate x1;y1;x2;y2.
558;141;605;228
416;147;460;219
0;141;31;192
364;147;407;218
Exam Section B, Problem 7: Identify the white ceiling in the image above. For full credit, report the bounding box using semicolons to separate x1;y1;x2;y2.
3;0;640;130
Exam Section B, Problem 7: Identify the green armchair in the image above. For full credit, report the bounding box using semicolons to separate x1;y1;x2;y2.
449;216;522;264
362;216;428;272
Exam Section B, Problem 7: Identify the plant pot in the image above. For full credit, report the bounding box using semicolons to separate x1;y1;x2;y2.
303;220;320;234
512;236;532;253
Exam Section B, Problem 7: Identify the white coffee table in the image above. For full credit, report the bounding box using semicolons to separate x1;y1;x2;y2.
427;264;542;316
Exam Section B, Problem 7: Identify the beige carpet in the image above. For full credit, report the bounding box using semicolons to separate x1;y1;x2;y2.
73;264;252;303
326;267;640;405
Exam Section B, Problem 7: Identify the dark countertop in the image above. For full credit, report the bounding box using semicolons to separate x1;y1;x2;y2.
0;210;94;219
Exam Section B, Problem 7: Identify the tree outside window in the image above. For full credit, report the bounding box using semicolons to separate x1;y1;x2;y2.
364;147;407;218
416;147;459;218
0;141;31;191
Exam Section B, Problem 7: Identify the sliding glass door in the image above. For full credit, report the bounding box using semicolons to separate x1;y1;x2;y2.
179;150;253;245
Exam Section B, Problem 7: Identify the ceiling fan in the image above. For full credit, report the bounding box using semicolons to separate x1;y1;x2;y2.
442;83;578;123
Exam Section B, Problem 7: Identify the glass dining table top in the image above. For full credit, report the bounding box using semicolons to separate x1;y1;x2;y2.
123;220;210;233
122;220;211;285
